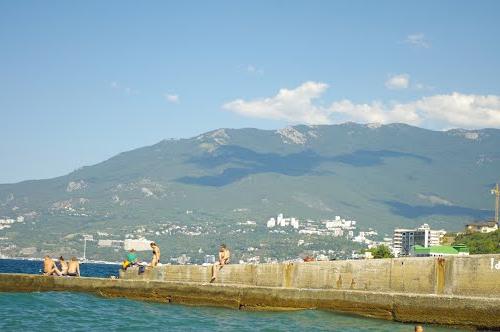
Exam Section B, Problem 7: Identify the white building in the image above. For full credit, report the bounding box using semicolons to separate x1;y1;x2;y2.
98;239;123;248
316;254;329;261
364;230;378;236
267;218;276;228
352;232;366;243
247;256;260;264
392;223;446;256
324;217;356;229
124;238;152;251
465;221;498;234
176;254;190;265
268;214;299;229
331;228;344;237
325;220;341;229
277;213;284;226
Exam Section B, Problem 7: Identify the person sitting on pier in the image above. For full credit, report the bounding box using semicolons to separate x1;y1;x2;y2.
122;249;139;270
43;255;62;276
210;244;230;282
58;256;68;276
67;257;80;277
149;242;160;267
127;249;138;265
122;248;143;271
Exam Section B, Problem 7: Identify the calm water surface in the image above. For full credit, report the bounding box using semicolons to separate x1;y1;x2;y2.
0;292;466;332
0;259;465;331
0;258;119;278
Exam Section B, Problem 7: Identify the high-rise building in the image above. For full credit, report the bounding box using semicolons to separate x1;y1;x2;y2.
392;224;446;256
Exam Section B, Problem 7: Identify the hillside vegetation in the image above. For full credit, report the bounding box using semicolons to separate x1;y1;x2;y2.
454;230;500;254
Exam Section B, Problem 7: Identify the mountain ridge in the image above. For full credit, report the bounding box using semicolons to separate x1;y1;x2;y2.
2;122;497;186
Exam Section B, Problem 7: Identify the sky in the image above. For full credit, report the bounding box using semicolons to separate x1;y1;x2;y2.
1;1;499;183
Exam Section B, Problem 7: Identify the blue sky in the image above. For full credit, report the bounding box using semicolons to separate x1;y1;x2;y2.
1;1;499;183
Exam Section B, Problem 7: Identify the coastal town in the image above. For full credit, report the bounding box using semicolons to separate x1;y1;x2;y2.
1;207;497;263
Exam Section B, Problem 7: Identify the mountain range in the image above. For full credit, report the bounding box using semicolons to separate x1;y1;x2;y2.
0;122;499;259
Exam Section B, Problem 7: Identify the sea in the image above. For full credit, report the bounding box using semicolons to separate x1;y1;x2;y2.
0;259;466;332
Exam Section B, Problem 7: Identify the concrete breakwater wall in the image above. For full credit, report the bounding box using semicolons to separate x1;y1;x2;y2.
121;254;500;298
0;255;499;329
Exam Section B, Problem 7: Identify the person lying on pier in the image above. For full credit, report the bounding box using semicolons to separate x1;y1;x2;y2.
67;257;80;277
149;242;161;267
58;256;68;276
43;255;62;276
210;244;230;282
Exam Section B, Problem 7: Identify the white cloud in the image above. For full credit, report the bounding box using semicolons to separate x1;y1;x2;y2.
329;99;421;125
385;74;410;90
164;94;180;104
223;81;500;129
405;33;430;48
223;81;331;124
407;93;500;128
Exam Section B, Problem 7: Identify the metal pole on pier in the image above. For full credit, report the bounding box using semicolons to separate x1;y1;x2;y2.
492;183;500;224
83;237;87;261
82;235;92;262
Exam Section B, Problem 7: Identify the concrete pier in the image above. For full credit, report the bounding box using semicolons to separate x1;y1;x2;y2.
1;254;500;329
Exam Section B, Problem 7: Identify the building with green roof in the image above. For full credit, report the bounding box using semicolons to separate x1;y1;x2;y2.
413;244;469;257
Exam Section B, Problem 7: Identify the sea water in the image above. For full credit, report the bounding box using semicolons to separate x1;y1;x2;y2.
0;259;465;331
0;258;120;278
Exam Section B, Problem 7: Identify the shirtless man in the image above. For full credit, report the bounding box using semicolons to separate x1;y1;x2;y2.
211;244;230;282
43;256;62;276
150;242;160;267
67;257;80;277
58;256;68;276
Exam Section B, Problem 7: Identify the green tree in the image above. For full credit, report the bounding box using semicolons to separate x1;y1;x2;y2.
367;245;394;259
453;230;500;254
